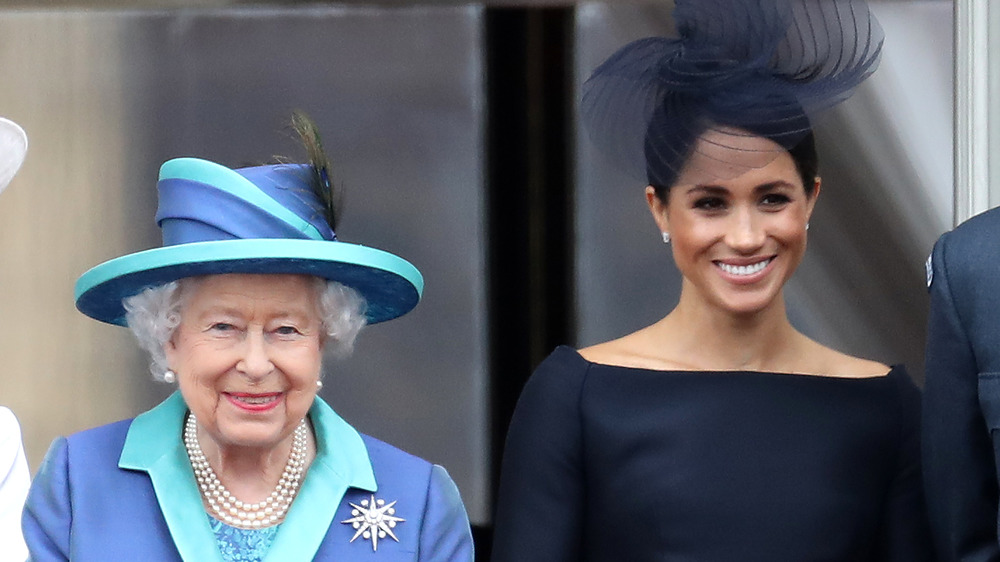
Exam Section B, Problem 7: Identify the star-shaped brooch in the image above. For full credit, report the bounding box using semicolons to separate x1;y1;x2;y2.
342;495;406;551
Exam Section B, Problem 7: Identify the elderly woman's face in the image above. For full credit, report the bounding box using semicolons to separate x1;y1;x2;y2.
165;273;324;452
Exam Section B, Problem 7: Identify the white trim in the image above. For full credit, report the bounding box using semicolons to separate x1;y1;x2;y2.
954;0;991;225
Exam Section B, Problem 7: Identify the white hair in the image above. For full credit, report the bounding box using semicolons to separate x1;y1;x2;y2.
122;276;367;382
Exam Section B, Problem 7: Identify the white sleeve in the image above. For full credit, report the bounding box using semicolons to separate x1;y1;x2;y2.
0;407;30;561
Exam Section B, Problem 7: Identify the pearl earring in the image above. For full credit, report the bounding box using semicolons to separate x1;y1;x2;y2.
806;222;810;231
163;370;177;384
316;380;323;390
661;232;671;244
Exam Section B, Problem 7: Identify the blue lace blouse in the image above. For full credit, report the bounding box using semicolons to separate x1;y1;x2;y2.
208;515;279;562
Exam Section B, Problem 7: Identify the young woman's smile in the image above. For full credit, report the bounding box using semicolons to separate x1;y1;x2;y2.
647;132;819;316
714;256;776;284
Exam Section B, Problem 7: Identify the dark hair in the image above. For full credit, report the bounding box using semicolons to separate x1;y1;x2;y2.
787;131;819;195
647;128;819;203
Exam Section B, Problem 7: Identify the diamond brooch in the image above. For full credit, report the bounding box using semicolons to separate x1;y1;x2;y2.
342;494;406;551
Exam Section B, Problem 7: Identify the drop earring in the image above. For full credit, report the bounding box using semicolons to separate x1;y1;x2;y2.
163;370;177;384
806;223;810;231
661;232;671;244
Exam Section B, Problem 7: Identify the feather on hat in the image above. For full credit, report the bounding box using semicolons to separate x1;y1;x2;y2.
75;114;422;326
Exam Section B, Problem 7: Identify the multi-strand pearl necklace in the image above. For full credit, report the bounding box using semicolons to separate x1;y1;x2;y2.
184;413;308;529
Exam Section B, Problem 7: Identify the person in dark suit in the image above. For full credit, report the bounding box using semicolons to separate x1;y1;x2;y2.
924;205;1000;560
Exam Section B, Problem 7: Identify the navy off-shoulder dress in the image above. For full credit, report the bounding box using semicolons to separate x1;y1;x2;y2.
492;346;933;561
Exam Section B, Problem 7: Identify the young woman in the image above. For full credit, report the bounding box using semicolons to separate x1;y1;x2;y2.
491;1;932;560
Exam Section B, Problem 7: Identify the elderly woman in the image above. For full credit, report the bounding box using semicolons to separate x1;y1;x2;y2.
1;116;30;561
22;118;474;561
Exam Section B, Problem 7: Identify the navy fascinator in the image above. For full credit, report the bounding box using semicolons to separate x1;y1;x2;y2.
581;0;883;188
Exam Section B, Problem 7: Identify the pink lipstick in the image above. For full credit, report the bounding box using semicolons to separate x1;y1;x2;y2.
225;392;282;412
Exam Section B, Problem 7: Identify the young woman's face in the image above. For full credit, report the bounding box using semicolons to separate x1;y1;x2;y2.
648;131;819;317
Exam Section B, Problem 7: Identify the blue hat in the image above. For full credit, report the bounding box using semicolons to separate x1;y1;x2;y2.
75;157;423;326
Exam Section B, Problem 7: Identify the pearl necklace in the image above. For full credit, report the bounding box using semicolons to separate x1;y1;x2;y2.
184;413;308;529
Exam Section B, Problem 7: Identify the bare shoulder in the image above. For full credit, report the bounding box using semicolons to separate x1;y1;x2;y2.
579;327;692;371
806;342;891;378
578;336;635;365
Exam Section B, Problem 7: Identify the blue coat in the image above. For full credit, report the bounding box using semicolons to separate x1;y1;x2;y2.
22;392;473;561
924;206;1000;561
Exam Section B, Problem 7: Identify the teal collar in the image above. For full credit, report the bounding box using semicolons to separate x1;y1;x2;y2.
119;392;376;561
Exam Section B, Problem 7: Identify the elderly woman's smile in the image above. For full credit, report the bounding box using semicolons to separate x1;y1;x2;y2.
166;273;324;453
226;393;282;410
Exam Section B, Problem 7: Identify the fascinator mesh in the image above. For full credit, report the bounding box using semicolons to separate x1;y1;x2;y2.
581;0;883;188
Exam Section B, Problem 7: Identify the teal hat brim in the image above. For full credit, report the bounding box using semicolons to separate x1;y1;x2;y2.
75;239;423;326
